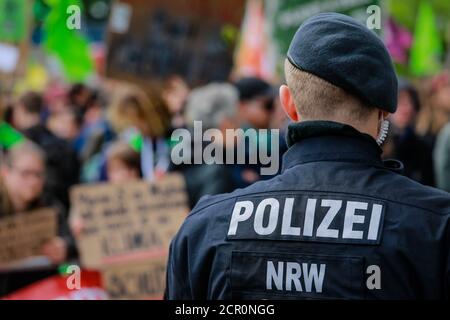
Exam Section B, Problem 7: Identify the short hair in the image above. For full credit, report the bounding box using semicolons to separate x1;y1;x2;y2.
107;141;142;177
185;83;238;129
3;141;46;167
68;83;87;104
284;59;376;121
18;91;43;115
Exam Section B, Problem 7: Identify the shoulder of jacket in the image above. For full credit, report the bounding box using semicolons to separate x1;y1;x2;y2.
381;173;450;217
186;176;284;219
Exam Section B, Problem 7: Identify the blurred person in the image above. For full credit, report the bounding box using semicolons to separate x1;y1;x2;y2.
106;141;142;183
70;141;141;238
434;109;450;192
83;90;107;127
11;91;43;131
11;92;80;210
67;83;91;116
414;71;450;192
43;81;67;116
0;142;75;260
232;77;278;187
76;90;115;163
0;142;77;295
166;13;450;300
434;122;450;192
47;108;83;142
234;77;275;130
107;84;171;182
172;83;239;208
382;79;435;186
416;71;450;148
161;75;190;130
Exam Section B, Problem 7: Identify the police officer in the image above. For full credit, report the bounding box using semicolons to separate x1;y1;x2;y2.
166;13;450;299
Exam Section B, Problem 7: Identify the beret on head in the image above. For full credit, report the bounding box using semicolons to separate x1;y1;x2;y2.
287;12;398;113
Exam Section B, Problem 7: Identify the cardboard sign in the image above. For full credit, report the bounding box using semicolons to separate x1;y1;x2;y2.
0;208;57;265
101;257;167;300
70;173;189;268
105;0;245;87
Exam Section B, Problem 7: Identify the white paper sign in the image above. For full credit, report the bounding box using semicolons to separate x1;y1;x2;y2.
0;43;19;73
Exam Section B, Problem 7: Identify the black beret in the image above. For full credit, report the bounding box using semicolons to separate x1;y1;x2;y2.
287;12;398;113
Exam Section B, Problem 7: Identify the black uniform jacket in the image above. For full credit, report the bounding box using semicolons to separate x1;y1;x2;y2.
166;121;450;299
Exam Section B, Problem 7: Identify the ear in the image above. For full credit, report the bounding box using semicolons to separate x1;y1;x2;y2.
279;85;299;122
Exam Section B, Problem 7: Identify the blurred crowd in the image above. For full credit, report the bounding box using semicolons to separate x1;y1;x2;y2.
1;69;450;294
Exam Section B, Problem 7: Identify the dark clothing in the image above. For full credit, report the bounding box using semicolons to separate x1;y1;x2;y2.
166;121;450;299
180;164;235;210
23;124;80;210
170;131;237;209
390;126;435;186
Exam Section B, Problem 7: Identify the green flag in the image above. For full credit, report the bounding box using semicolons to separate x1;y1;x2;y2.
409;1;443;76
0;121;24;150
42;0;93;82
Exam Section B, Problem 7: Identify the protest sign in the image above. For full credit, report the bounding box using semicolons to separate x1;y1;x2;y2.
105;0;245;87
70;173;189;268
0;208;57;265
101;257;167;300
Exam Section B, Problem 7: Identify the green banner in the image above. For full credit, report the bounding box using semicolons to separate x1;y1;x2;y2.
409;0;443;76
268;0;379;58
43;0;94;82
0;0;27;42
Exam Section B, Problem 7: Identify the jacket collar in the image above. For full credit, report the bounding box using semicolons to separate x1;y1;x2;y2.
282;120;385;173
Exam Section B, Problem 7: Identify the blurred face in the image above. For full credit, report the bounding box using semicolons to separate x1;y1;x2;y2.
433;85;450;112
74;87;91;108
1;153;45;207
12;104;30;131
163;77;189;115
48;111;80;140
391;91;416;130
107;159;139;184
219;116;240;149
240;98;272;129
